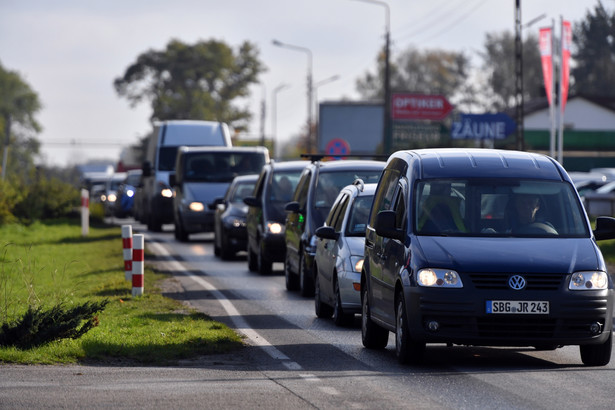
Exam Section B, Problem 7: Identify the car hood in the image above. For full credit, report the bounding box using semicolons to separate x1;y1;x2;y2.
225;203;249;217
344;236;366;257
185;182;229;205
414;236;602;273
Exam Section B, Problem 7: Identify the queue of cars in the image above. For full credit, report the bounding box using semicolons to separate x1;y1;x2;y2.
128;146;615;367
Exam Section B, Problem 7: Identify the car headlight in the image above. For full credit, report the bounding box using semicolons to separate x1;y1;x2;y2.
161;188;173;198
224;215;246;228
417;268;463;288
266;221;284;234
349;256;364;273
107;193;117;203
569;271;608;290
189;202;205;212
126;189;134;198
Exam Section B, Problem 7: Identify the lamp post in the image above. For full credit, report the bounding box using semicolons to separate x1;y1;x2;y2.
272;39;314;153
272;83;289;160
353;0;391;155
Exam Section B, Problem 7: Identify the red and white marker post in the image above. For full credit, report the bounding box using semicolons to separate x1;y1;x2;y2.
80;189;89;236
121;225;133;281
132;234;144;297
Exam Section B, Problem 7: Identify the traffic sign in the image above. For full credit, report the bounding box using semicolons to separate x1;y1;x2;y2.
391;93;453;121
325;138;351;159
451;113;517;140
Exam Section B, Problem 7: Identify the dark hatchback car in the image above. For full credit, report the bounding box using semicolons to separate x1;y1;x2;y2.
284;159;385;296
243;160;308;275
361;148;615;366
213;174;258;260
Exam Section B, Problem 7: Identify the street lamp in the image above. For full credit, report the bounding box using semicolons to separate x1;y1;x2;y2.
272;39;314;153
353;0;391;155
272;83;290;160
313;74;340;117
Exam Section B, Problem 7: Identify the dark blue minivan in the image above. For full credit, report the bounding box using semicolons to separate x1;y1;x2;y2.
362;148;615;366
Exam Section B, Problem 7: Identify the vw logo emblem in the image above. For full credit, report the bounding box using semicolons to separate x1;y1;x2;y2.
508;275;526;290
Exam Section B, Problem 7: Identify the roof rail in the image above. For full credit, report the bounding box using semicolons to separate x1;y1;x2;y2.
300;153;389;162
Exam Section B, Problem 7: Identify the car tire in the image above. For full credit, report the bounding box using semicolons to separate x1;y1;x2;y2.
220;233;233;260
395;291;425;365
314;270;333;319
174;218;189;242
299;253;315;297
257;246;272;275
332;277;353;327
361;283;388;349
580;331;612;366
284;257;299;291
247;245;258;272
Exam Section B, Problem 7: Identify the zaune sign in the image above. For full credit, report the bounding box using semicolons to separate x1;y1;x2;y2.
451;113;517;140
391;93;453;121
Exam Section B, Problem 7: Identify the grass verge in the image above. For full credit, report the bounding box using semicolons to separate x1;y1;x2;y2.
0;219;243;365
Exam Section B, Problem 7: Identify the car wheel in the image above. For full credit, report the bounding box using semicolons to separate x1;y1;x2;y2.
247;244;258;272
299;253;315;297
333;277;353;327
284;256;299;291
257;246;272;275
314;269;333;319
174;218;188;242
361;283;388;349
395;291;425;364
220;233;233;260
580;331;612;366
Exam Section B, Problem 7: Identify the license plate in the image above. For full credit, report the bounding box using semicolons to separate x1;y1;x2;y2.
486;300;549;314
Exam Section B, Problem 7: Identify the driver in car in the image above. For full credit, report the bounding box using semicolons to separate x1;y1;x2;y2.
509;194;557;234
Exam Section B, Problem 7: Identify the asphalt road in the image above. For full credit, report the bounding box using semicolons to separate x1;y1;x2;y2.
1;221;614;409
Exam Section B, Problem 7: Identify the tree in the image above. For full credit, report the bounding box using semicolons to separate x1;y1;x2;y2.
0;61;42;180
356;46;469;99
572;2;615;96
114;39;266;132
479;31;543;112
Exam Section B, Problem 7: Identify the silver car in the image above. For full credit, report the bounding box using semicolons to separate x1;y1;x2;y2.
314;180;376;326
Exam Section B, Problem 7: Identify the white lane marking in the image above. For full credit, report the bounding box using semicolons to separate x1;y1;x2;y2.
147;241;302;368
318;386;340;396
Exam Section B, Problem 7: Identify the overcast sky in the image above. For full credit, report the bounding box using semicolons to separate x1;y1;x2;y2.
0;0;600;167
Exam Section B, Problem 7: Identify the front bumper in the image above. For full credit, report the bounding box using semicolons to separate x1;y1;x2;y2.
405;273;614;346
180;210;215;233
261;232;286;262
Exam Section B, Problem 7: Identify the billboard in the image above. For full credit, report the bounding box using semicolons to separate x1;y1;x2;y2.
318;102;384;154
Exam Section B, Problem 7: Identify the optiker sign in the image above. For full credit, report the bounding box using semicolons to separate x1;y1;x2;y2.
391;93;453;121
451;113;517;140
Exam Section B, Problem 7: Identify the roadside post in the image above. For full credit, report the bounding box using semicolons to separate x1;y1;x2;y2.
81;189;89;236
132;234;144;297
121;225;133;281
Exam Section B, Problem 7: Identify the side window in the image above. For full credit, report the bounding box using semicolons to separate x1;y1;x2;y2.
394;182;407;230
293;169;312;209
254;168;267;199
369;168;401;227
333;195;350;232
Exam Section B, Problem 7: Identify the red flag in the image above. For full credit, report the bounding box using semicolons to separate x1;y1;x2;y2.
561;20;572;112
539;27;553;107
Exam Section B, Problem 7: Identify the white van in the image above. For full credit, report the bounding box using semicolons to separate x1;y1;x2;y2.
138;120;232;231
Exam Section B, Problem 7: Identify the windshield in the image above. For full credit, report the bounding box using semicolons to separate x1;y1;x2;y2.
312;169;382;228
414;179;589;238
158;146;179;171
183;152;265;182
268;170;303;217
230;181;256;203
346;195;374;237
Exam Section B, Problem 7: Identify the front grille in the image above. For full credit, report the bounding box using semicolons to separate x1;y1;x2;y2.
468;272;564;290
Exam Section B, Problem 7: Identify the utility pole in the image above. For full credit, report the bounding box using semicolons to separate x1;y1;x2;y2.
1;115;11;180
514;0;524;151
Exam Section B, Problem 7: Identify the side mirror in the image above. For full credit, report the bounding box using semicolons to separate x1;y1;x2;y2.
594;216;615;241
168;172;176;187
209;197;225;210
315;225;339;240
142;161;152;177
285;201;301;213
375;210;405;241
243;196;261;208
